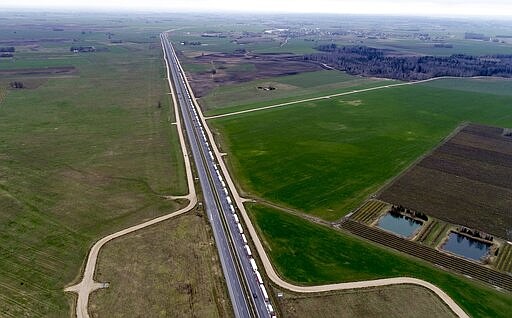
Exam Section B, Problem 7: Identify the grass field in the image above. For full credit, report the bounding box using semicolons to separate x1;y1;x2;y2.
200;70;396;112
379;124;512;239
277;284;456;318
248;204;512;318
0;18;186;317
211;78;512;220
89;213;233;318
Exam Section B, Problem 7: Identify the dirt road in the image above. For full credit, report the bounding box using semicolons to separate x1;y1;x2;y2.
204;76;490;120
176;48;470;318
64;36;197;318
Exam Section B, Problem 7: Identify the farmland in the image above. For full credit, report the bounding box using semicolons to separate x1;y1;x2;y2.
199;70;396;114
89;213;233;318
210;77;512;220
340;219;512;291
247;204;512;318
378;124;512;239
350;200;390;225
0;15;186;317
277;284;456;318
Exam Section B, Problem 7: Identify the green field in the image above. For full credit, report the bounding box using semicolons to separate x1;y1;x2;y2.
211;78;512;220
200;70;396;112
0;18;186;317
248;204;512;318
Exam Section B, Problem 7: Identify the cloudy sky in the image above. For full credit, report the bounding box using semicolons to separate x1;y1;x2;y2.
3;0;512;17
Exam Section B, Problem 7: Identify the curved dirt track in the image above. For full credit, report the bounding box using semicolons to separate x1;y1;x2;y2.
64;38;197;318
174;39;470;318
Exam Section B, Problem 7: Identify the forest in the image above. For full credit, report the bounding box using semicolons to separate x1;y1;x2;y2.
306;44;512;80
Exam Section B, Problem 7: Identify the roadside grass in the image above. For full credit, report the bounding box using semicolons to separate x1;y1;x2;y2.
276;284;456;318
211;78;512;220
201;70;396;114
89;213;233;318
248;204;512;318
0;22;186;317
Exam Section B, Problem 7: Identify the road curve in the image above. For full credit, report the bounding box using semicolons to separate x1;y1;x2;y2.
64;34;197;318
205;76;498;120
174;39;471;318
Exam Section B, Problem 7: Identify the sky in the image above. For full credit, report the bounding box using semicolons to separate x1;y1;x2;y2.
2;0;512;17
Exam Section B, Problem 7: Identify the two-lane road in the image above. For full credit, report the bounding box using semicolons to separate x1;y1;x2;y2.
161;33;273;318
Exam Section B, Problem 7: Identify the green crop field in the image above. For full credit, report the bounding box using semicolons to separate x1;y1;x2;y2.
248;204;512;318
0;17;186;317
211;78;512;220
200;70;396;112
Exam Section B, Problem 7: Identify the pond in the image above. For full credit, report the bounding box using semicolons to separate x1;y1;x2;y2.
377;212;423;238
441;232;491;262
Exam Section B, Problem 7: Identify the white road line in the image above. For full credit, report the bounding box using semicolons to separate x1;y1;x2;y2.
65;32;198;318
175;40;471;318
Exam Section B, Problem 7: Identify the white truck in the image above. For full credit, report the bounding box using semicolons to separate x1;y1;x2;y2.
249;258;258;272
244;245;252;257
260;284;269;301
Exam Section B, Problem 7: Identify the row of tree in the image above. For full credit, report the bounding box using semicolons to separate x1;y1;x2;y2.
459;227;494;242
390;204;428;221
306;45;512;80
0;46;15;52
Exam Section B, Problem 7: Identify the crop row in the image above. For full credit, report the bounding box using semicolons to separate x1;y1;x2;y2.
351;200;388;224
340;219;512;292
496;244;512;273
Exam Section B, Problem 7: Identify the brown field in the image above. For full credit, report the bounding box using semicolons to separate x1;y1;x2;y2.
378;124;512;240
179;51;323;97
276;284;456;318
89;212;233;318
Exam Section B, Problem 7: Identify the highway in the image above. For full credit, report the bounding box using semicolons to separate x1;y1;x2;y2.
160;33;274;318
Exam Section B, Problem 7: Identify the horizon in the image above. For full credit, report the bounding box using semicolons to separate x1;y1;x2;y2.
1;0;512;19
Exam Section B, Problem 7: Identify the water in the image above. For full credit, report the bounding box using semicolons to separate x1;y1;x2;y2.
377;212;423;238
442;232;491;261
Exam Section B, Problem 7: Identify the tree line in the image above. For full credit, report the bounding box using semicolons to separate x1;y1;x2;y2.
0;47;15;52
305;44;512;80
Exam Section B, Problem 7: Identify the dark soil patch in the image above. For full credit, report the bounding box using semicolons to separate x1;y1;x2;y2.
0;66;77;77
180;51;322;97
378;124;512;240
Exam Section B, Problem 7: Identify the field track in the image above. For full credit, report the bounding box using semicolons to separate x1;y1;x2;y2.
204;76;497;120
64;33;197;318
340;219;512;292
173;34;473;318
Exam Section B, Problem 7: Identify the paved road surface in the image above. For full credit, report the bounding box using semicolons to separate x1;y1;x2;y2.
65;30;470;318
64;31;199;318
161;34;273;318
174;32;470;318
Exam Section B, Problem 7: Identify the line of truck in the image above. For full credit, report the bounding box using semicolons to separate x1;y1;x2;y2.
230;202;275;317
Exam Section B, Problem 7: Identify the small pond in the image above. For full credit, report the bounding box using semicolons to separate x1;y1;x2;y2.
377;212;423;238
441;232;491;261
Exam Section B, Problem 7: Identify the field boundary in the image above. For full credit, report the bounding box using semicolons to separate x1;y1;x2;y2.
203;77;496;120
171;33;471;318
373;122;469;202
64;36;197;318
